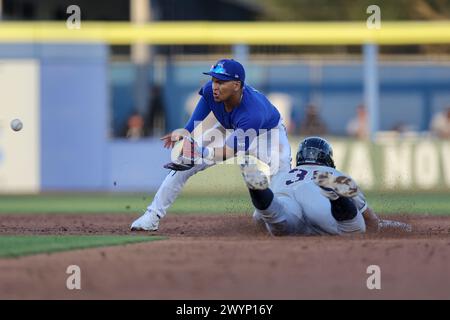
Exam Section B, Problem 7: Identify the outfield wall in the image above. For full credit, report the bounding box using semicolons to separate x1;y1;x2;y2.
0;60;40;193
0;45;109;192
305;137;450;191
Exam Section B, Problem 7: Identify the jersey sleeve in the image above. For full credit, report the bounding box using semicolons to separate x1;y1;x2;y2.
198;81;213;103
184;96;211;133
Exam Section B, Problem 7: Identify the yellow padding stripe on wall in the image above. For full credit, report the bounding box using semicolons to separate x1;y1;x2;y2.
0;21;449;45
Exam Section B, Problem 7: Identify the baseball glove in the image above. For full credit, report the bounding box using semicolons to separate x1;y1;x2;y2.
163;136;201;171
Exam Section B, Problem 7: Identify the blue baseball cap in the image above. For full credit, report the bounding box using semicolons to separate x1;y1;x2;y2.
203;59;245;83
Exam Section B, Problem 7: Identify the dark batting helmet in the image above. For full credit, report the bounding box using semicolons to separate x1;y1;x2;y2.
296;136;335;168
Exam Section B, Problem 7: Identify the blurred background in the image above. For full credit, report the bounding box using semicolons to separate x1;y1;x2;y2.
1;0;450;197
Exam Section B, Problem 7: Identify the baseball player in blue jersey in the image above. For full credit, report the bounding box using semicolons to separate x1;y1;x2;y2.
240;136;412;236
131;59;291;231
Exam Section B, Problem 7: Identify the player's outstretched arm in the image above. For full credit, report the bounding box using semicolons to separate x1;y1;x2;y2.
362;207;412;233
362;207;380;233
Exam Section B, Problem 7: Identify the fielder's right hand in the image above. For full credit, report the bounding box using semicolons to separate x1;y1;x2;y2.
160;132;183;149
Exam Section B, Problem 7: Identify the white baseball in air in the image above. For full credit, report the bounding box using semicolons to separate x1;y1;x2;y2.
10;119;23;132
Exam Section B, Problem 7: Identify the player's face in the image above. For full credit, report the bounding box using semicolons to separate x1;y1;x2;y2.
211;78;240;102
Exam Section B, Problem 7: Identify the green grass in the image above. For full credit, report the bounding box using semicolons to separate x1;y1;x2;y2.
367;192;450;215
0;194;150;214
0;192;448;215
0;235;165;258
0;193;253;214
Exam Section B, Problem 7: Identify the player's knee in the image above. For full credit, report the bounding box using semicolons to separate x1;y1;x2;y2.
330;197;357;221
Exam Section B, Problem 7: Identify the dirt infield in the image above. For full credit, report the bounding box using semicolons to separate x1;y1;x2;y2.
1;213;450;299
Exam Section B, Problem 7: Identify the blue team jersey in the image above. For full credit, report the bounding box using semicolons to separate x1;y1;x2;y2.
185;81;281;133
